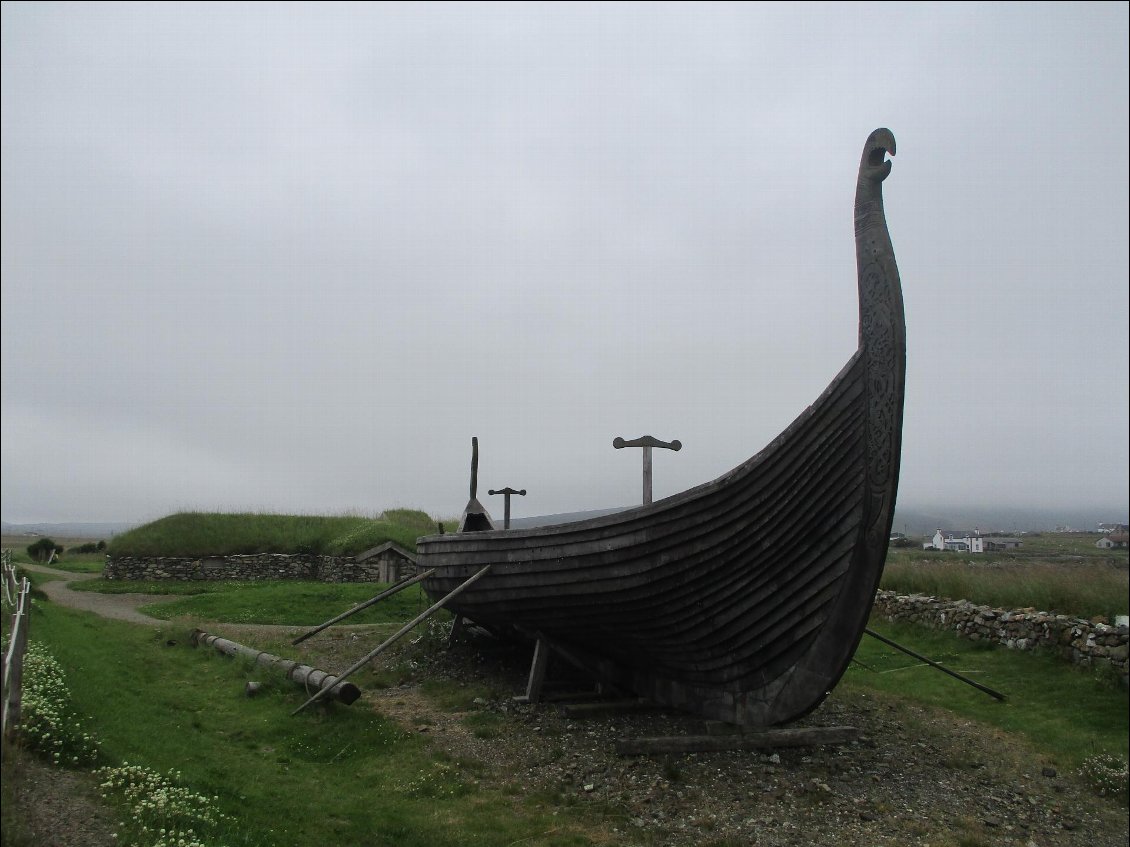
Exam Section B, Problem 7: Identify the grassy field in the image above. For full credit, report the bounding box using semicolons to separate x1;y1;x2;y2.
14;603;601;847
145;581;431;626
850;619;1128;768
880;554;1128;621
881;532;1128;620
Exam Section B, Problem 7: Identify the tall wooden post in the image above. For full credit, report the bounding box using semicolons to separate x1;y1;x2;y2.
613;435;682;504
488;487;526;529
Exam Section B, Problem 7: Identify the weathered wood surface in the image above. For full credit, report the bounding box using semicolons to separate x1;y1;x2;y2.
191;629;361;705
417;129;905;728
615;726;860;756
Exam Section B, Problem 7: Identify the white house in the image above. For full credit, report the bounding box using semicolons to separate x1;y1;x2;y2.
1096;531;1129;549
925;529;1022;554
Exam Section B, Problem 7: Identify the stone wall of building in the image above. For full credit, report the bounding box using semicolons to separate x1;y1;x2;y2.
873;590;1129;685
104;549;416;583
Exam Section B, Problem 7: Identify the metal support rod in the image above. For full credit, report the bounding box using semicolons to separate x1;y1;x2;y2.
291;568;437;645
291;565;492;715
863;628;1007;702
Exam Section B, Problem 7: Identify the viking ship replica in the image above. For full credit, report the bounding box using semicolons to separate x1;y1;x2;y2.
415;129;906;727
294;129;905;726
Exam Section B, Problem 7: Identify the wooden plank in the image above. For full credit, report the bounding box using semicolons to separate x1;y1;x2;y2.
448;614;466;646
523;636;549;704
539;689;603;704
560;699;655;719
615;725;859;756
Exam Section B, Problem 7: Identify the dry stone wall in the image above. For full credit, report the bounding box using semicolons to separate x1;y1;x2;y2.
104;551;415;584
873;590;1129;685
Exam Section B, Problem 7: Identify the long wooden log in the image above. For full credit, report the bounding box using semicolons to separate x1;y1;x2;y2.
615;726;859;756
291;564;492;716
291;568;437;645
190;629;361;705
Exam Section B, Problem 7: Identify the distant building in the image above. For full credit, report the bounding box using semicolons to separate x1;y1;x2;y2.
355;541;418;582
924;529;1022;553
1096;531;1129;550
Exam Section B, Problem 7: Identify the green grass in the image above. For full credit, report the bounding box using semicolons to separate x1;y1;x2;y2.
3;547;106;573
845;618;1129;769
104;580;433;626
71;579;247;596
26;602;604;847
880;552;1129;620
1005;532;1130;558
107;509;440;558
35;553;106;574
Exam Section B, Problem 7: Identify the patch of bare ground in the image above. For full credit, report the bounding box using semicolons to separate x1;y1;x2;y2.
2;754;116;847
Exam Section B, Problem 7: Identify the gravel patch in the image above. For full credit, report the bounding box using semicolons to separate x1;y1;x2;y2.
6;756;117;847
364;632;1130;847
18;562;179;624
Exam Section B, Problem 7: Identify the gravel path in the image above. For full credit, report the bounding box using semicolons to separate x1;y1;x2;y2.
19;562;179;624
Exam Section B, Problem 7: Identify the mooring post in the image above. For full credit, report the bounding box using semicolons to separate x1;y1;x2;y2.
488;487;526;529
613;435;682;504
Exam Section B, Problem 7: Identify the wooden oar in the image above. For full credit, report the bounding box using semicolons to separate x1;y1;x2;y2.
291;564;492;716
864;628;1007;701
290;569;437;645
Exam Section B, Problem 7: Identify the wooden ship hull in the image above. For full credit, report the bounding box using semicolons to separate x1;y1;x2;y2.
417;129;906;727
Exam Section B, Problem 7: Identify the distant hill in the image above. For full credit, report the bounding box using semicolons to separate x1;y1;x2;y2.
891;506;1128;538
1;521;139;539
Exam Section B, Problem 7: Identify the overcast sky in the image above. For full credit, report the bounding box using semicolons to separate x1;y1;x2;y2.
2;2;1127;526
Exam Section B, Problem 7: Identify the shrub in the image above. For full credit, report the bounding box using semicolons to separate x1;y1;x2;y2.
72;541;108;554
26;538;64;562
1078;753;1129;803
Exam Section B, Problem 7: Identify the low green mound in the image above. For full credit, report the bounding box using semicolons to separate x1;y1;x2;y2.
108;509;441;558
